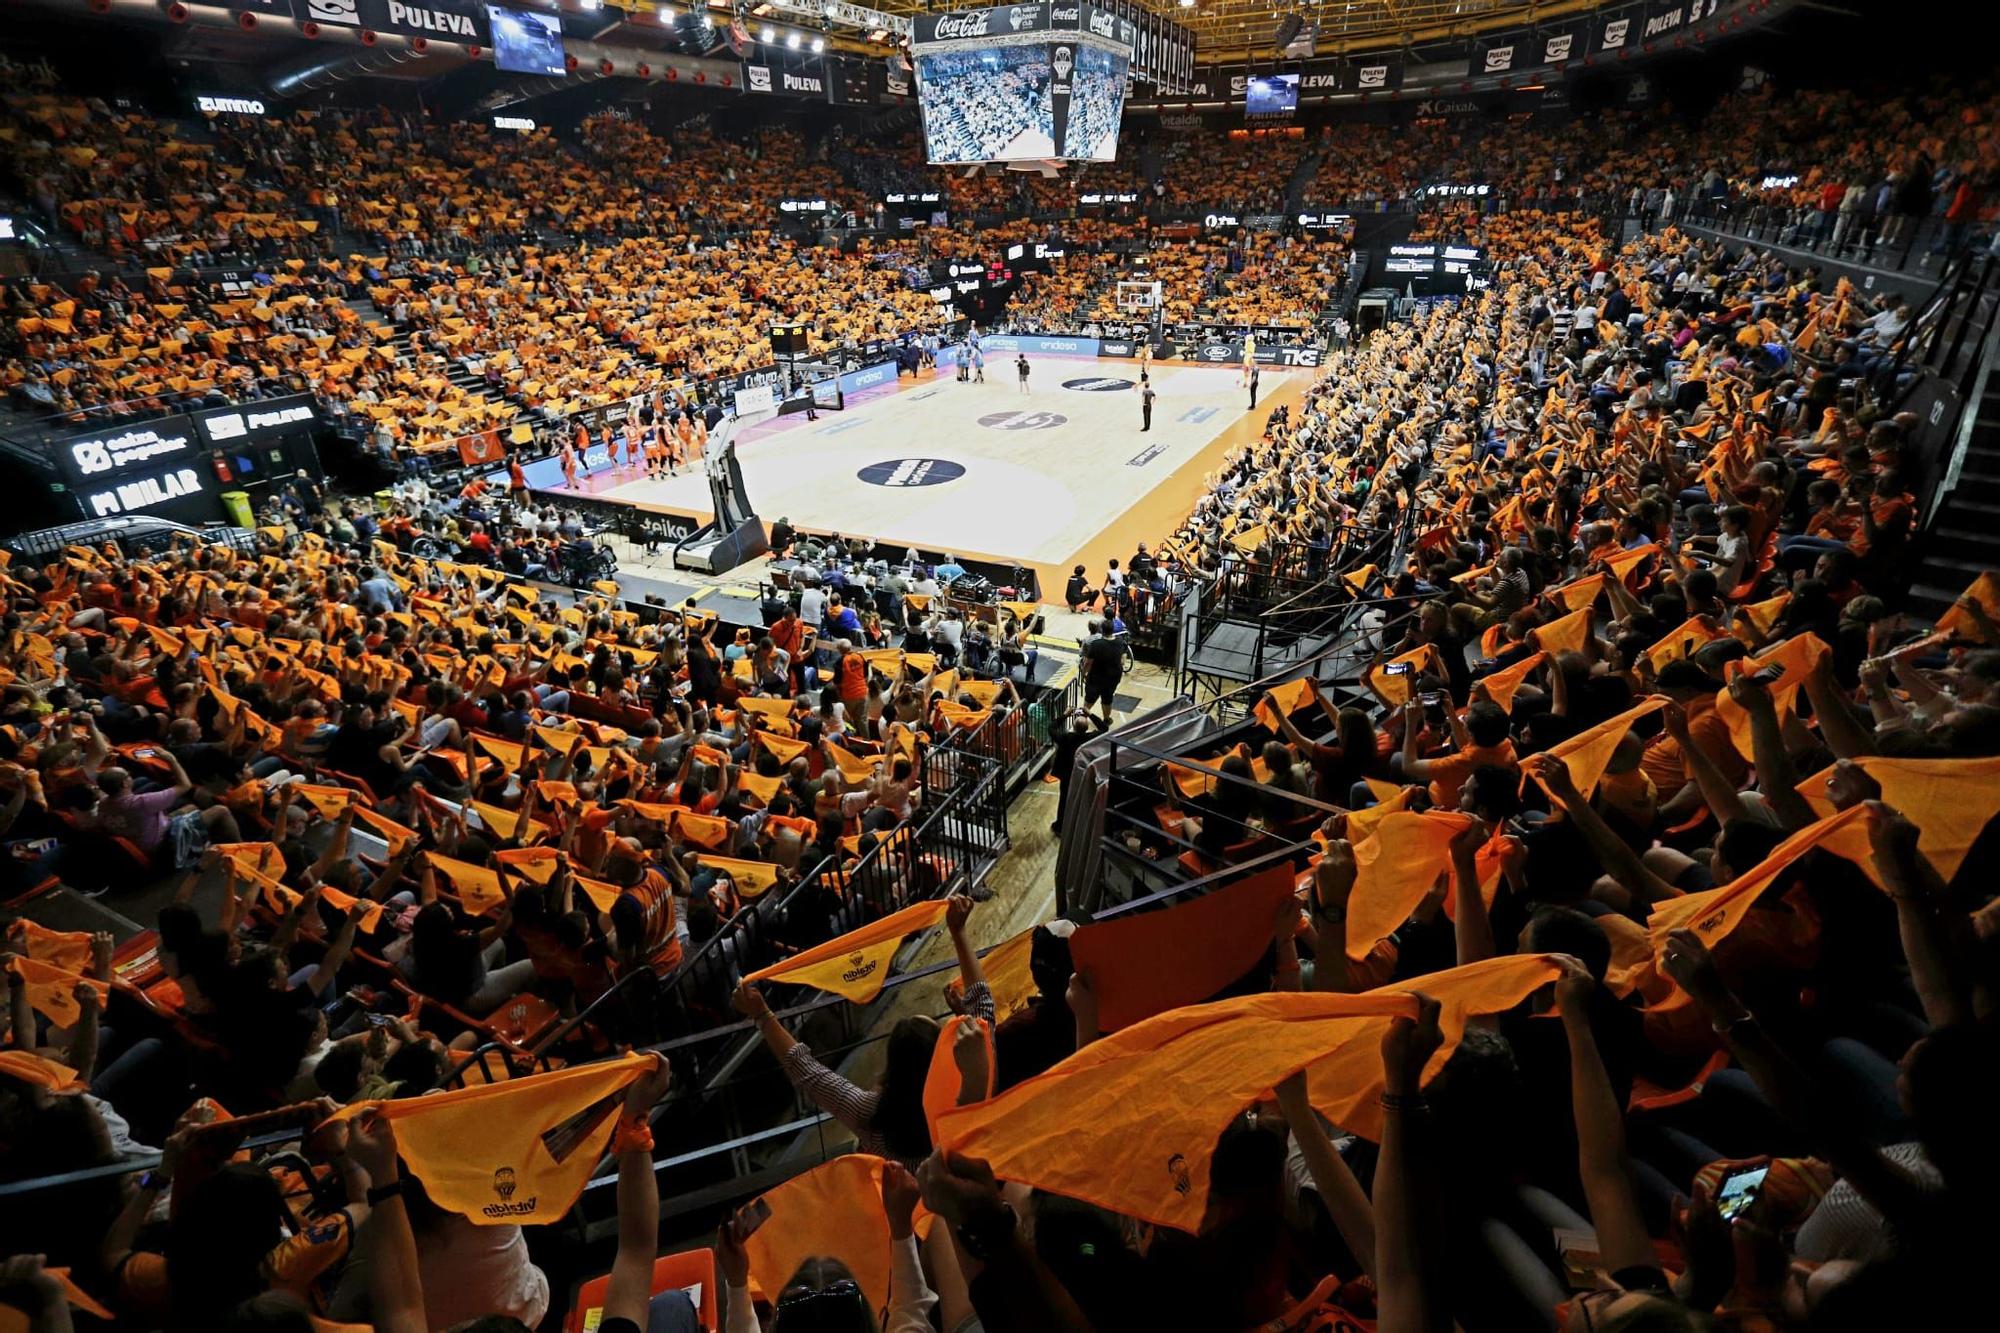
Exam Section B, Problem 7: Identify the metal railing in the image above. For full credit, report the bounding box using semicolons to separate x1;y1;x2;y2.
1671;196;1981;278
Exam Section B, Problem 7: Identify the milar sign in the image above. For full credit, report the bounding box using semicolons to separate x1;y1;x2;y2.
84;466;205;519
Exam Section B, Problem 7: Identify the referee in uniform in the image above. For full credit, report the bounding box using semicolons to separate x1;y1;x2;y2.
1140;376;1156;431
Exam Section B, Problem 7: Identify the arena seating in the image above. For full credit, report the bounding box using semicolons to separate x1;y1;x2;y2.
5;38;2000;1333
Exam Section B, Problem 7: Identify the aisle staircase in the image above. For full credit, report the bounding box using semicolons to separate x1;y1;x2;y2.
1913;358;2000;618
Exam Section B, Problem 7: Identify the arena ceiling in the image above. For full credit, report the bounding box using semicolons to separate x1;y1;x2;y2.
864;0;1622;64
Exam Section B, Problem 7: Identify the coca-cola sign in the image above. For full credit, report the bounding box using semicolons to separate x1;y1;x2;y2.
928;10;991;39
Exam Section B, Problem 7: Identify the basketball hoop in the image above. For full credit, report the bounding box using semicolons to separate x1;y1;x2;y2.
1115;280;1162;313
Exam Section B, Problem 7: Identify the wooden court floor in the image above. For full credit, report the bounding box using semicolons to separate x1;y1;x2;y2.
556;357;1308;594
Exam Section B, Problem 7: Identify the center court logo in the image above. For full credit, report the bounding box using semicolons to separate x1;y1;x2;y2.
977;411;1068;431
1062;377;1133;392
858;458;967;487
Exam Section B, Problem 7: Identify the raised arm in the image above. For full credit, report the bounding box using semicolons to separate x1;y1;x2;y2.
1554;956;1655;1273
944;893;986;994
1374;996;1448;1333
1448;821;1496;966
602;1055;674;1328
1726;676;1816;830
1525;754;1682;907
1274;1071;1377;1281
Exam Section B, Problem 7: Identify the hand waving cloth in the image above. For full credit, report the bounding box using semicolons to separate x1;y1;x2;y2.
937;955;1558;1230
319;1052;650;1225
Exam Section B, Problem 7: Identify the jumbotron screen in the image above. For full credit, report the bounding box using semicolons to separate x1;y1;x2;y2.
1062;44;1129;162
916;46;1056;164
911;2;1133;166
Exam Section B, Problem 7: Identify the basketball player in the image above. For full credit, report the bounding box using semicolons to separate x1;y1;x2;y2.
1016;353;1030;393
623;416;644;473
972;343;986;384
646;423;669;481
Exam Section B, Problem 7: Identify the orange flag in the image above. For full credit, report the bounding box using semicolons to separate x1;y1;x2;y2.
1345;811;1474;959
742;1155;893;1315
1531;604;1593;657
1734;591;1791;640
213;840;288;879
323;1053;649;1225
428;852;509;915
1635;807;1872;1008
0;1049;82;1091
470;733;528;769
1714;634;1830;760
494;847;562;884
1550;573;1606;613
1937;571;1999;643
1796;756;2000;885
743;898;952;1003
938;956;1559;1230
755;730;812;765
471;800;551;844
671;810;733;851
1253;677;1321;733
1602;542;1661;583
950;925;1040;1022
294;782;356;818
738;770;784;807
353;805;419;855
696;854;784;900
736;695;797;722
1529;697;1668;802
1307;955;1564;1143
1366;645;1443;707
824;741;883;788
1475;652;1545;714
318;884;385;933
1643;616;1723;673
7;919;93;973
4;956;105;1028
1069;863;1297;1032
1342;785;1414;842
923;1015;995;1142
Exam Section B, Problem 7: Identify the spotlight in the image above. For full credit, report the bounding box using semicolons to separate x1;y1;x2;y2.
811;36;824;52
786;31;800;48
762;25;775;41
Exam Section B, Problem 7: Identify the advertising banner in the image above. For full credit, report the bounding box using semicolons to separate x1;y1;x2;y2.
1347;53;1403;93
286;0;488;44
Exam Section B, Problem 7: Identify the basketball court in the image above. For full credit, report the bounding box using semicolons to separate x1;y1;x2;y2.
551;354;1306;593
